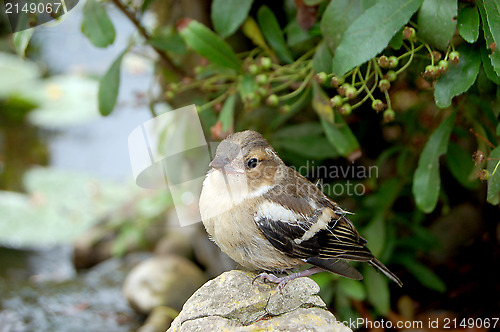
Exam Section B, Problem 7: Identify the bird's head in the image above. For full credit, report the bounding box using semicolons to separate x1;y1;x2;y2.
209;130;283;192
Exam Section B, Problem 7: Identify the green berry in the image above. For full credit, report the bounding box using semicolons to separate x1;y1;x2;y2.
339;104;352;115
257;87;268;97
449;51;460;65
245;92;256;103
259;57;272;70
194;66;203;75
266;94;279;107
437;60;449;75
385;70;397;82
371;99;385;112
345;86;357;99
330;95;343;107
424;65;437;78
280;104;291;113
330;76;344;88
438;60;449;70
378;55;389;68
388;56;399;68
338;83;351;96
403;26;416;41
248;64;259;75
315;72;327;84
378;79;391;92
165;91;175;100
256;74;268;85
478;169;490;181
168;83;179;92
383;109;395;122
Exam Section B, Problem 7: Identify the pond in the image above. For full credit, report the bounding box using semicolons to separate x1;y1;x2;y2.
0;1;158;330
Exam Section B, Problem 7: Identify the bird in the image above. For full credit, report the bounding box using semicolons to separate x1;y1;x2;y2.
199;130;402;290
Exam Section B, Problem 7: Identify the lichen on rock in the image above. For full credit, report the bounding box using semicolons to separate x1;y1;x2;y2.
167;270;351;331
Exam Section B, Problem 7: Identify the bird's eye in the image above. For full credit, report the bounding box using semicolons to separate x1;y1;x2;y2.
246;158;258;169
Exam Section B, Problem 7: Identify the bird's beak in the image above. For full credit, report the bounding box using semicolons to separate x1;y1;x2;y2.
209;155;230;169
209;156;244;174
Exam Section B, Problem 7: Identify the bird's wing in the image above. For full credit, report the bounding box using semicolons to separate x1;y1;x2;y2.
254;168;374;263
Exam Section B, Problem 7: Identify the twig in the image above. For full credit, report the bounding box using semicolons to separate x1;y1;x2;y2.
469;128;496;149
110;0;185;77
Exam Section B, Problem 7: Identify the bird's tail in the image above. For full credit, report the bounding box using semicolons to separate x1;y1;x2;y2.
369;258;403;287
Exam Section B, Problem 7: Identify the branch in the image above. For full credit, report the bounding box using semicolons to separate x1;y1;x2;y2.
110;0;186;77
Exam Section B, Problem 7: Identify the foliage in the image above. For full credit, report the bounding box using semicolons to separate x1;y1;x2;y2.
10;0;499;322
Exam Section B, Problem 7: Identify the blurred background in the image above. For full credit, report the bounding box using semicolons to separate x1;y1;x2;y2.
0;0;499;331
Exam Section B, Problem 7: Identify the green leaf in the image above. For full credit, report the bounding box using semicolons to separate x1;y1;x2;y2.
242;17;270;50
363;215;386;257
150;27;187;54
481;45;500;84
412;111;456;213
313;41;333;74
312;82;334;123
446;142;478;189
285;20;314;48
98;50;126;116
477;0;494;46
434;45;481;108
141;0;156;13
320;0;375;53
304;0;326;5
28;76;100;127
219;94;236;132
457;6;480;43
364;266;390;315
238;73;258;100
272;123;339;160
319;101;361;161
81;0;116;48
482;0;500;49
331;0;423;76
487;146;500;205
272;122;324;139
389;26;404;50
478;0;500;76
338;278;366;301
211;0;254;38
401;259;446;292
179;20;242;72
13;29;34;58
417;0;457;50
0;168;136;247
490;52;500;77
257;6;294;64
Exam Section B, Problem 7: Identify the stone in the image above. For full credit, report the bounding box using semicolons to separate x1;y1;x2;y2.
167;270;351;332
123;255;206;314
137;306;178;332
155;228;194;259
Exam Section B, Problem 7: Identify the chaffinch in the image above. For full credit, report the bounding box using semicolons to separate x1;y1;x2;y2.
199;130;402;290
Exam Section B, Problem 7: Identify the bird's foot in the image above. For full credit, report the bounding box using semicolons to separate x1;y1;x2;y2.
252;272;291;292
252;267;325;292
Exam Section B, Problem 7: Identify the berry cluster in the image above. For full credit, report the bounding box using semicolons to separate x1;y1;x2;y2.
164;25;460;125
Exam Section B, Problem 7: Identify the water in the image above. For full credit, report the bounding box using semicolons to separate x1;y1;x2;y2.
1;1;158;330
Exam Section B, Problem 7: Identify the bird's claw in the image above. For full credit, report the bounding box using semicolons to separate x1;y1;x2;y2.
252;272;290;293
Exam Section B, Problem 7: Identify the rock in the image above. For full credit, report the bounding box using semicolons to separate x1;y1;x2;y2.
123;255;206;314
155;228;194;259
167;270;351;332
137;306;178;332
191;226;236;277
73;224;114;269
